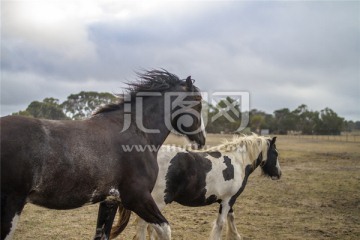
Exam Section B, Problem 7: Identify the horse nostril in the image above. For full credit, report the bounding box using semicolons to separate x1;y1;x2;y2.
271;171;282;180
198;137;205;149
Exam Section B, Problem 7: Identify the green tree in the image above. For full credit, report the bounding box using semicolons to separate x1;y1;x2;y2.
344;120;360;132
314;107;344;135
61;91;117;119
250;114;264;133
273;108;296;134
249;109;274;133
12;110;32;117
249;109;264;134
13;98;68;120
292;104;319;134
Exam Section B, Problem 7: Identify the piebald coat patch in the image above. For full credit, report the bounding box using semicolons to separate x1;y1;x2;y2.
131;134;282;240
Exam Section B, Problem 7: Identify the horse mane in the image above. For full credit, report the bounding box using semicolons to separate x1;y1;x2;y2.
206;133;271;161
93;69;185;115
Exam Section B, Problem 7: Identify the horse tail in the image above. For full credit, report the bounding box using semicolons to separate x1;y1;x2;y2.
110;202;132;239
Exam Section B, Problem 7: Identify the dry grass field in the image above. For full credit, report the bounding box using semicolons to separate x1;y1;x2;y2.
13;134;360;240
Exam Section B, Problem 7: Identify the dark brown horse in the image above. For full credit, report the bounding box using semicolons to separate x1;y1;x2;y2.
0;70;206;240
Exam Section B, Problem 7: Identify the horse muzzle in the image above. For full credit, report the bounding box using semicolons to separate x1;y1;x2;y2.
271;170;282;180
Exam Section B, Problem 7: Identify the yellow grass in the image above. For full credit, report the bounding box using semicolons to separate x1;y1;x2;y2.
13;134;360;239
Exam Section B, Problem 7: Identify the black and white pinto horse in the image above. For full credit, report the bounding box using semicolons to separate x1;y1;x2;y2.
0;70;206;240
110;134;281;240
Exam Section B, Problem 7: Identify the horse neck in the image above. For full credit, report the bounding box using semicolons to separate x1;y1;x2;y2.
248;142;268;172
234;143;264;171
135;95;171;147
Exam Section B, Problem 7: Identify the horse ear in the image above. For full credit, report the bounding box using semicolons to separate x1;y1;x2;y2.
271;137;277;145
186;76;193;90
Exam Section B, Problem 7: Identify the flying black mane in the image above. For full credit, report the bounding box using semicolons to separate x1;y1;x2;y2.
94;69;185;115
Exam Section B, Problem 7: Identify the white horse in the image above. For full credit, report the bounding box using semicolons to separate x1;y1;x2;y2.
111;134;282;240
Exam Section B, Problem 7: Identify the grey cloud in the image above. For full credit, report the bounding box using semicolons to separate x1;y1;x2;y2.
1;1;359;120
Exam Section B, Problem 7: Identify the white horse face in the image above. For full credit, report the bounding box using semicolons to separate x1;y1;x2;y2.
261;137;282;180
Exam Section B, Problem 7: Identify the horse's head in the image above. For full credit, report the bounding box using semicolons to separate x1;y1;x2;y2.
260;137;282;180
120;69;206;148
169;76;206;149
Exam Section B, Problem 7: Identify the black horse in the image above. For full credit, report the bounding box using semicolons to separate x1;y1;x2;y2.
0;69;206;240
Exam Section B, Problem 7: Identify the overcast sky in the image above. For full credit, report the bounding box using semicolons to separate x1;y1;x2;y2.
1;0;359;120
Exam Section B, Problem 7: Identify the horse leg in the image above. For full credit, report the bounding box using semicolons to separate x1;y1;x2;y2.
133;214;161;240
123;192;170;240
94;200;118;240
226;208;242;240
148;200;165;240
148;223;170;240
134;202;165;240
148;223;158;240
210;201;231;240
133;218;148;240
1;193;26;240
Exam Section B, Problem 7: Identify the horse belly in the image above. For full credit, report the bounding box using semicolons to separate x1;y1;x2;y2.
27;185;110;210
27;167;114;209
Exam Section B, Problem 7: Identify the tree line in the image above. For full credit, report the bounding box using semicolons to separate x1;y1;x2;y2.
12;91;359;135
13;91;116;120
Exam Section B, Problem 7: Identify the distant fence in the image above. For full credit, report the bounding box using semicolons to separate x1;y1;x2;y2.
284;134;360;143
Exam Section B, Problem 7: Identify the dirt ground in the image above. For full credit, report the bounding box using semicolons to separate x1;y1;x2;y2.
12;134;360;240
